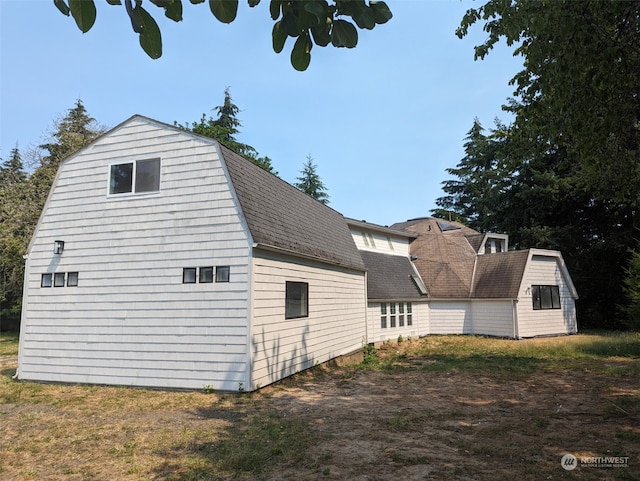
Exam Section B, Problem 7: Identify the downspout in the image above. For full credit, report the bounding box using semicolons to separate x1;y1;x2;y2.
512;299;520;339
363;270;370;345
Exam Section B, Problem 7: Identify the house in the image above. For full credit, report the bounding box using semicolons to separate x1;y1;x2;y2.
17;115;367;391
17;115;579;392
346;219;429;343
391;217;579;338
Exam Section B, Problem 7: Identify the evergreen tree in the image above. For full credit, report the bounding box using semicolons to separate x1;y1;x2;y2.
621;249;640;331
0;146;27;185
177;88;277;174
294;155;329;205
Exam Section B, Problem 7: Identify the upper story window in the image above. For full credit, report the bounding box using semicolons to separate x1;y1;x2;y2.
109;158;160;195
532;285;561;310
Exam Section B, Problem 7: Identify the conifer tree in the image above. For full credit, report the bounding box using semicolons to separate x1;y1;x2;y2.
294;155;329;205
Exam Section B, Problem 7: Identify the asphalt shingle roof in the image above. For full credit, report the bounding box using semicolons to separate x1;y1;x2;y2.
472;250;529;298
359;250;425;300
221;145;365;271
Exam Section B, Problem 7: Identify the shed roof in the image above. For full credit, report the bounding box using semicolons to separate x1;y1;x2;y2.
359;250;425;300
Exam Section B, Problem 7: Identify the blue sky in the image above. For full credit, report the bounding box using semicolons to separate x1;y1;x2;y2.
0;0;522;226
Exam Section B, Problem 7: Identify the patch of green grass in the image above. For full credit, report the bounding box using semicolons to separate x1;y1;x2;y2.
361;331;640;377
0;331;19;357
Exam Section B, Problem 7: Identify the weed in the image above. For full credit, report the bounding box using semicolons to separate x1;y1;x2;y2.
202;385;215;394
397;335;404;343
361;343;378;366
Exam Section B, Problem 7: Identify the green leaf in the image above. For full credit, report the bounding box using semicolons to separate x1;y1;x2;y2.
150;0;183;22
272;21;287;53
106;0;121;5
209;0;238;23
54;0;70;16
269;0;281;20
189;0;204;3
370;1;392;24
281;11;300;37
135;6;163;59
331;19;357;48
248;0;260;7
310;22;331;47
68;0;97;33
353;6;375;30
291;33;311;71
304;1;326;25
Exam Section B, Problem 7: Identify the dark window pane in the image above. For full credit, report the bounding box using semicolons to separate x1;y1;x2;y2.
216;266;230;283
399;315;404;327
381;316;387;329
67;272;79;287
285;281;308;319
110;163;133;194
552;286;561;309
540;286;553;309
199;267;214;283
135;158;160;193
390;316;396;328
407;314;413;326
41;273;52;288
54;272;65;287
381;303;387;315
532;285;541;310
183;268;196;284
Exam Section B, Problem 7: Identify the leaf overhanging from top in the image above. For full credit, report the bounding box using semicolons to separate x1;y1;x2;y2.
135;5;163;58
209;0;238;23
331;19;357;48
54;0;71;16
291;33;311;71
68;0;97;32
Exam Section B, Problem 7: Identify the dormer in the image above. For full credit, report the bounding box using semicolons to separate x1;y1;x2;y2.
478;233;509;254
346;218;416;257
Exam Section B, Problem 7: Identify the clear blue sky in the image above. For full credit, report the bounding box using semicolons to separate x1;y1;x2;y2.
0;0;521;226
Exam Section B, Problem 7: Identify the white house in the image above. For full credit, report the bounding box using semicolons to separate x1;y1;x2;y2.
17;115;367;392
17;115;579;392
391;217;579;338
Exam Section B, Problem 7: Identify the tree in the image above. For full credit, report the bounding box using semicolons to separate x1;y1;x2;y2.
621;249;640;331
294;155;329;204
53;0;392;71
177;88;277;174
0;101;105;328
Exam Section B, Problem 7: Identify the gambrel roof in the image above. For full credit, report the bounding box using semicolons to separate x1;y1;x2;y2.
221;145;365;271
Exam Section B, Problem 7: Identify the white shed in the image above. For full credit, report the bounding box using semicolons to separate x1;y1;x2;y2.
17;115;366;391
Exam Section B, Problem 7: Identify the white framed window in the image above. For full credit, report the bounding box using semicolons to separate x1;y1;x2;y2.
109;158;160;195
390;303;396;328
407;302;413;326
381;303;387;329
399;302;405;327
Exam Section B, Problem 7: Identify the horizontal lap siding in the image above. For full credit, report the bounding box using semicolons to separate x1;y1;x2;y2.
517;256;577;338
468;300;514;338
20;119;251;390
428;301;472;335
250;251;366;390
366;302;428;343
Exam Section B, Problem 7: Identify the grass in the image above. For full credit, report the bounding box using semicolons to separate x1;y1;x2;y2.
365;330;640;377
1;330;639;480
0;331;19;357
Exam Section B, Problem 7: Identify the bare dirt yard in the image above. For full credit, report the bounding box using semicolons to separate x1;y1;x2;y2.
1;334;639;481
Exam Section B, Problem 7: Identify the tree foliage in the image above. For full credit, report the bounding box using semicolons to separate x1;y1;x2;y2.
176;87;277;173
53;0;392;71
621;249;640;331
435;0;640;328
294;154;329;204
0;101;104;327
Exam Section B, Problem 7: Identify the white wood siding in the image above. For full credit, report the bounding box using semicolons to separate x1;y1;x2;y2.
350;228;410;256
516;254;578;338
428;300;514;337
366;301;428;343
250;251;366;390
19;118;252;390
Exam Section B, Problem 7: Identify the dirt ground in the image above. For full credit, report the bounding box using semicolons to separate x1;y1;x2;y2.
1;341;639;481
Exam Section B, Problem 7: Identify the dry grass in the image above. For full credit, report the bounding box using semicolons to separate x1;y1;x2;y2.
0;332;639;480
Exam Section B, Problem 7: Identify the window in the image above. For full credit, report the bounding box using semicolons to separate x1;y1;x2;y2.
216;266;230;283
285;281;308;319
199;267;214;283
67;272;79;287
54;272;66;287
380;303;387;329
532;285;561;310
390;303;396;328
41;273;52;288
183;268;196;284
407;302;413;326
399;302;405;327
109;158;160;195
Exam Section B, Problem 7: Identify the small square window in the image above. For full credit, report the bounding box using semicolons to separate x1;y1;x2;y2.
199;267;214;283
54;272;65;287
183;268;196;284
41;273;52;288
285;281;309;319
216;266;230;283
67;272;79;287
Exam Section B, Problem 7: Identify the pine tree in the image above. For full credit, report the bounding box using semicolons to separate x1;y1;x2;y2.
177;88;277;174
294;155;329;205
0;146;27;185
